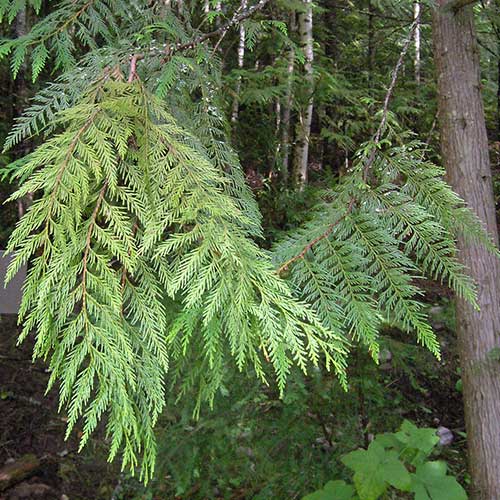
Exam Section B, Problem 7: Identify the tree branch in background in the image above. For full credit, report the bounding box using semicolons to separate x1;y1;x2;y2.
131;0;269;70
363;14;420;178
172;0;270;54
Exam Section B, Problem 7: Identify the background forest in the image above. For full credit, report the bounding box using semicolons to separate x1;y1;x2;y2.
0;0;499;499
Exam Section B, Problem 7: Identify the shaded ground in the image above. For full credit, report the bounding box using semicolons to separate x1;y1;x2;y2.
0;316;120;500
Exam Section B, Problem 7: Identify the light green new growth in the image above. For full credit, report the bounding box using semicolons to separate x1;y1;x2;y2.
5;79;347;480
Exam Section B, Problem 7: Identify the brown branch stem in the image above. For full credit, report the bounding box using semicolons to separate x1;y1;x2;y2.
47;110;99;219
277;198;356;275
173;0;269;53
363;14;420;179
128;55;139;83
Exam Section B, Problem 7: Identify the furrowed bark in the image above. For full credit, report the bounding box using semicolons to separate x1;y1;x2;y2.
433;2;500;498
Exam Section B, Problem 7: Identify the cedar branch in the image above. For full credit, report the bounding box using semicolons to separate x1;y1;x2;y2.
130;0;269;66
276;15;420;275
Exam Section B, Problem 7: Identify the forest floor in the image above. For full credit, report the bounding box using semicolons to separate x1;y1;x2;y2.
0;283;469;499
0;316;119;500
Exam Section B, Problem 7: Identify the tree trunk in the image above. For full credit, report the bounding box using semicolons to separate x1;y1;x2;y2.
367;0;375;87
293;0;314;188
215;1;222;27
433;2;500;498
414;0;421;84
322;0;339;173
176;0;184;17
231;0;247;123
281;13;296;182
14;8;32;218
497;37;500;140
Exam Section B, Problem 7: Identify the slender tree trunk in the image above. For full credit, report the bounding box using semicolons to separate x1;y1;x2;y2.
293;0;314;188
215;0;222;27
433;3;500;498
281;13;296;182
497;38;500;140
14;8;27;129
273;98;281;176
176;0;184;17
414;0;421;84
325;0;338;67
323;0;338;173
231;0;247;123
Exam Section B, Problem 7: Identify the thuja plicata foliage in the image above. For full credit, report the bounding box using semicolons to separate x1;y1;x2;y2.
0;0;497;481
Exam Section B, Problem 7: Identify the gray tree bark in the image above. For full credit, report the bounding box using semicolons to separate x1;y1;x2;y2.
293;0;314;188
433;2;500;498
281;13;296;182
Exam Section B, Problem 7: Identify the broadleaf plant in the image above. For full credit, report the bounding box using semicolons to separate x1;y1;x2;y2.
303;421;468;500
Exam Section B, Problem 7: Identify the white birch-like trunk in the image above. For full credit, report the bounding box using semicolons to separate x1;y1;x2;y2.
281;22;296;180
414;1;421;84
231;0;247;123
293;0;314;188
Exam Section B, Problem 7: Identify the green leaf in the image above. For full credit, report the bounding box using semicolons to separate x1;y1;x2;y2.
394;420;439;464
342;441;411;500
11;42;27;79
0;39;14;59
410;461;468;500
303;480;356;500
373;432;400;450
